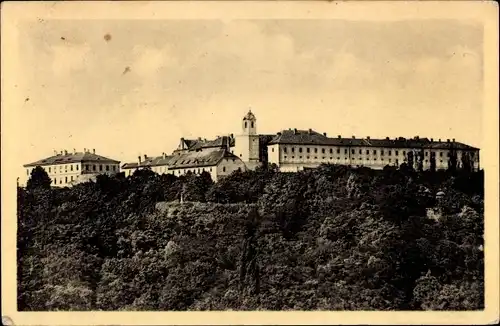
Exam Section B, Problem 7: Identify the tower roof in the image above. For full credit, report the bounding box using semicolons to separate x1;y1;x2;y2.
243;110;256;121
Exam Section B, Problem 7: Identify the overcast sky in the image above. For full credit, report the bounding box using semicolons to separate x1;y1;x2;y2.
12;18;483;175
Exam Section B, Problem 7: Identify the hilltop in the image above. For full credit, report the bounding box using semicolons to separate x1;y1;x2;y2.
17;164;484;310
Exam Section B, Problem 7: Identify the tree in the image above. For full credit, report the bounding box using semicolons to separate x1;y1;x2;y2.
429;152;437;173
26;166;52;190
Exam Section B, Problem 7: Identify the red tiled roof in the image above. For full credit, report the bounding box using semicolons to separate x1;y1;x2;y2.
24;152;120;167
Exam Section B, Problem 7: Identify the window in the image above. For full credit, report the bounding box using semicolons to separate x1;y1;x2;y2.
440;152;443;157
86;165;90;171
388;150;392;156
299;156;302;159
314;148;318;153
330;149;333;154
395;150;399;156
337;149;340;154
344;149;348;154
373;150;377;155
351;149;355;154
307;148;310;153
54;178;56;184
314;156;317;159
322;148;325;154
381;150;384;156
245;122;247;128
223;166;226;172
49;167;51;173
284;147;287;153
284;156;287;159
71;176;74;182
359;149;362;154
389;158;392;163
76;165;79;171
291;147;295;153
403;151;406;155
272;148;274;152
99;165;103;171
299;148;303;153
106;165;110;171
307;156;310;159
112;165;116;171
322;157;325;160
93;165;96;171
366;150;369;155
65;177;68;183
70;165;73;171
292;156;295;159
251;122;254;128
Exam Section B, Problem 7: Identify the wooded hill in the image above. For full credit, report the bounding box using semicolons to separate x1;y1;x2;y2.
18;164;484;310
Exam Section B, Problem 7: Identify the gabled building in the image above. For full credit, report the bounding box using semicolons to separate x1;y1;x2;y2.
23;149;121;187
121;148;246;182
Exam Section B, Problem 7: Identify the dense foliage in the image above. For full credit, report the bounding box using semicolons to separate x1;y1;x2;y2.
18;164;484;311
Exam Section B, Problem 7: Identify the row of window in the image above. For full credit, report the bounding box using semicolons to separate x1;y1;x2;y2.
83;164;118;172
27;164;119;176
275;146;449;157
280;155;448;164
52;175;75;185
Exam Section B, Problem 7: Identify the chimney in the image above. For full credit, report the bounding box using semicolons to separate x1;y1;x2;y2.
144;154;147;161
230;133;233;138
438;138;441;142
352;135;355;139
60;150;63;155
162;152;166;160
93;149;95;154
73;148;76;154
385;137;389;140
294;128;298;134
198;137;202;141
323;132;327;137
452;138;455;142
338;135;341;139
308;128;312;134
431;138;434;142
415;136;419;140
447;139;450;143
367;136;370;140
84;148;86;153
277;132;282;136
64;150;68;155
138;156;142;164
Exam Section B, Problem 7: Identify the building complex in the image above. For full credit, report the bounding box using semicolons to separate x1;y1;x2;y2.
23;110;480;186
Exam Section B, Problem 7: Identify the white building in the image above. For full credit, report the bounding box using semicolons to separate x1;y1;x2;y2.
23;149;121;187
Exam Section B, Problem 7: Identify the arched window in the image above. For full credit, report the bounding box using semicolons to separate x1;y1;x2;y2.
245;121;247;128
251;122;254;128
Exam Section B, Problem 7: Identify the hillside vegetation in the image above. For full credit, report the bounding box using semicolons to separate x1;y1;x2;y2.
18;164;484;310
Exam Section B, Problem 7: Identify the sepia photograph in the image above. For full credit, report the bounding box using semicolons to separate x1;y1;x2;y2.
1;1;499;325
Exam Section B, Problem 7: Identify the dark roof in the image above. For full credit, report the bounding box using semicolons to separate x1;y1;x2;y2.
122;149;240;170
269;129;479;150
243;110;256;121
201;136;235;149
24;152;120;167
122;154;175;169
168;149;238;169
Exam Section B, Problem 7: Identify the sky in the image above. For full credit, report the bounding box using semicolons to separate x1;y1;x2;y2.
9;18;483;179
